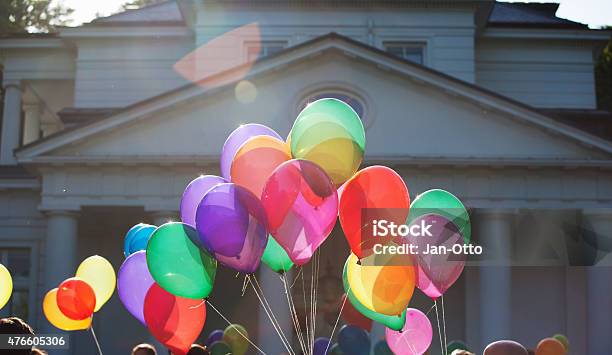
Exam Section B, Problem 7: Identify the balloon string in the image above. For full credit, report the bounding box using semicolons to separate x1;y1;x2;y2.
89;323;103;355
281;273;308;355
434;300;444;355
323;290;349;355
309;252;316;355
301;270;310;353
313;249;321;355
248;275;296;355
205;299;267;355
441;295;448;355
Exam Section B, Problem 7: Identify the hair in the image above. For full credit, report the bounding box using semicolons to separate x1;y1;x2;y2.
31;349;48;355
0;317;35;355
187;344;210;355
131;343;157;355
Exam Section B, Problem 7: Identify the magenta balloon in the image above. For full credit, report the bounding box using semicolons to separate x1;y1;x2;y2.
220;124;282;180
406;214;465;299
195;183;268;273
261;159;338;265
117;251;154;325
180;175;227;227
385;308;432;355
484;340;528;355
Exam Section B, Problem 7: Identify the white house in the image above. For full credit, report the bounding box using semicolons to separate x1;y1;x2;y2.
0;1;611;354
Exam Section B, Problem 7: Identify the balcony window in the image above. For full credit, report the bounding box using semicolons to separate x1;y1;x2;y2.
384;42;425;64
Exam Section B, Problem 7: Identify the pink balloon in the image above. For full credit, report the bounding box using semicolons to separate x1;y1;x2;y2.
406;214;465;299
385;308;432;355
261;159;338;265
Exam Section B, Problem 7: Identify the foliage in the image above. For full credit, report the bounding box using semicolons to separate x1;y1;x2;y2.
120;0;165;11
0;0;73;34
595;33;612;111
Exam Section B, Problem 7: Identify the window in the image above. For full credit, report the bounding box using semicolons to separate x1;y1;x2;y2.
384;42;425;64
0;248;32;322
246;41;288;61
300;92;366;119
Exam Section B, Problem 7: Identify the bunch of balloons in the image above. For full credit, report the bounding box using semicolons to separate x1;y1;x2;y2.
0;263;12;311
43;255;115;331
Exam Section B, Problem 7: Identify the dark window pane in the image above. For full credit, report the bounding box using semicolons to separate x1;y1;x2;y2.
8;290;29;321
385;43;424;64
7;249;30;279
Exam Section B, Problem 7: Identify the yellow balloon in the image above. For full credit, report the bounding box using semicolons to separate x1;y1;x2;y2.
0;264;12;310
345;253;416;316
43;288;91;331
76;255;116;312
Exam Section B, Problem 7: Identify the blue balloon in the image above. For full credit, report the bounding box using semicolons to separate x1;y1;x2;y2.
124;224;156;257
205;329;224;347
338;325;370;355
314;337;331;355
374;340;393;355
330;343;344;355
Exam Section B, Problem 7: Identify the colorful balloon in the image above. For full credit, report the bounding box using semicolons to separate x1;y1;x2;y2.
221;123;282;180
314;337;332;355
536;338;566;355
223;324;249;355
385;308;432;355
290;98;366;186
338;325;370;355
374;340;393;355
339;166;410;258
125;225;156;257
345;253;415;316
205;329;224;347
330;343;344;355
407;214;466;299
147;222;217;299
144;283;206;355
196;183;268;273
484;340;528;355
408;189;471;244
76;255;116;312
342;264;406;331
43;288;91;331
117;251;154;325
552;334;569;352
57;277;96;321
180;175;227;227
261;235;294;273
124;223;148;257
210;341;233;355
230;135;291;197
0;264;12;310
261;159;338;265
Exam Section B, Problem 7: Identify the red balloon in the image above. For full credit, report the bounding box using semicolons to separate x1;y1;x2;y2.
340;294;373;331
56;277;96;321
144;283;206;355
339;166;410;258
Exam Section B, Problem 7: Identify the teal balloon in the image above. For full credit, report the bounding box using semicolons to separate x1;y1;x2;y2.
374;340;393;355
126;225;156;256
408;189;471;243
210;341;232;355
342;260;406;331
330;343;344;355
123;223;148;257
146;222;217;299
261;235;294;273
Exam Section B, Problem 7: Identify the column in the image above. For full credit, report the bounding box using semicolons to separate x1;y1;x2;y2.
476;209;515;349
1;81;22;165
583;209;612;355
257;267;293;354
22;102;41;145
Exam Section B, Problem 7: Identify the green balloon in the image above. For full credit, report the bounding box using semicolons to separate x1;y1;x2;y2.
330;343;344;355
553;334;569;351
146;222;216;299
223;324;249;355
342;258;406;331
261;236;294;273
210;341;232;355
407;189;471;243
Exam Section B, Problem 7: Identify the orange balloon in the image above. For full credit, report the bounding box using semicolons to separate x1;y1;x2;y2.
230;135;291;198
43;288;91;331
536;338;566;355
345;253;416;315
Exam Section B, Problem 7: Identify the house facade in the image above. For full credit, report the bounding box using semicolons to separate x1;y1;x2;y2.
0;1;611;354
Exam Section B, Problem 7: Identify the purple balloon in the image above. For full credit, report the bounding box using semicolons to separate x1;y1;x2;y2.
196;183;268;273
180;175;227;227
220;124;282;181
117;251;154;325
205;329;224;347
314;337;332;355
484;340;528;355
406;214;465;299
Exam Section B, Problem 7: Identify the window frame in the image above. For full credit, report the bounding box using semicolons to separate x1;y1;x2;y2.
0;241;39;327
378;36;431;66
244;40;289;62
